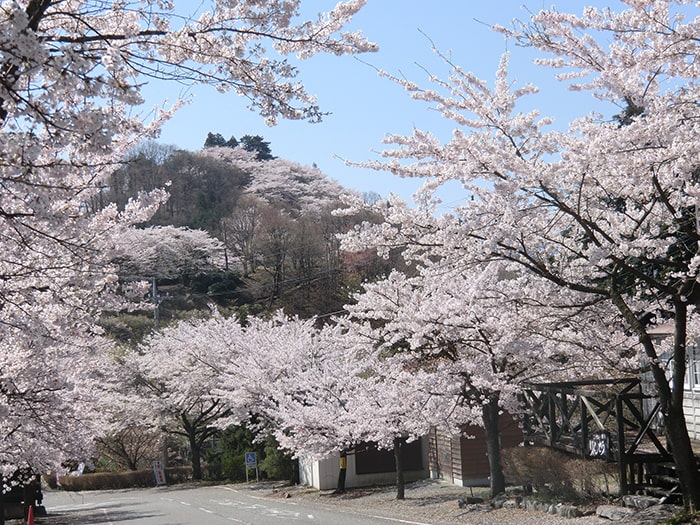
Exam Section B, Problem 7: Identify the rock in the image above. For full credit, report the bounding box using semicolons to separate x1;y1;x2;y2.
596;504;637;521
523;498;551;512
458;495;484;508
555;504;582;518
621;495;660;509
491;494;508;509
502;498;521;509
633;504;683;524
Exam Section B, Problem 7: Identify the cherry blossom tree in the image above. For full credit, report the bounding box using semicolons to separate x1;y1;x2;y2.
220;196;264;276
202;147;354;215
111;225;226;280
222;312;457;498
345;0;700;510
0;0;372;476
126;312;251;480
208;313;360;460
340;255;638;497
129;310;347;481
130;305;451;497
340;347;459;499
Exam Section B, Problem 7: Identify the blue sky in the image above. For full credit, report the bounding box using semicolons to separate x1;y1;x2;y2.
147;1;623;209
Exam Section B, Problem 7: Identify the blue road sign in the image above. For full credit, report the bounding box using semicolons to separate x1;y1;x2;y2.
245;452;257;468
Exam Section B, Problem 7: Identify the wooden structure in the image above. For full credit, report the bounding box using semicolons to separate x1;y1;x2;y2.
522;378;672;494
428;414;523;486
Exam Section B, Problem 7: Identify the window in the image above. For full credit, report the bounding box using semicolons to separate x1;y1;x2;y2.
682;347;700;391
692;350;700;391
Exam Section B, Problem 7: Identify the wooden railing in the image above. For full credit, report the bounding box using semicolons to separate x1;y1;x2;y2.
522;378;672;494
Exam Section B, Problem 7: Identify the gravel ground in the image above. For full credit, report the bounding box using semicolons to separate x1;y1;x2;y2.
257;479;617;525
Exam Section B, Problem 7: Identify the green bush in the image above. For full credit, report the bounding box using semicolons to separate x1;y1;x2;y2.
207;426;260;481
258;435;295;481
187;270;241;295
205;426;295;482
221;452;247;481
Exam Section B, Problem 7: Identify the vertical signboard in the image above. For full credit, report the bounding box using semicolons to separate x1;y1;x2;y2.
153;460;167;486
245;452;258;482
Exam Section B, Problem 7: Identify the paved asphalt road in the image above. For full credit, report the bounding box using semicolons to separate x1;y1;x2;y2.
42;484;429;525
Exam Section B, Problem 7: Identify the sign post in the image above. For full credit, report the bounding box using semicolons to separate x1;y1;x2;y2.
244;452;258;483
153;460;167;486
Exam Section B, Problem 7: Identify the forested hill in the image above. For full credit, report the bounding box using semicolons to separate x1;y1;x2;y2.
97;136;399;342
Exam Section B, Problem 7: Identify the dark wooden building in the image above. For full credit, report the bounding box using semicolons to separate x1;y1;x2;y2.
428;414;523;486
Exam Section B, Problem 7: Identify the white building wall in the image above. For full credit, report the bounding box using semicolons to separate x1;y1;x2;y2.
299;436;430;490
683;390;700;440
298;456;337;490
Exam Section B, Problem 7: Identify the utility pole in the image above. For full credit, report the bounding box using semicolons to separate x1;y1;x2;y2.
151;276;169;472
152;277;163;330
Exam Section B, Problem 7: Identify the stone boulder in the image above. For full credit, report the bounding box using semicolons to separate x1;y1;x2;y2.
596;505;637;521
621;495;661;510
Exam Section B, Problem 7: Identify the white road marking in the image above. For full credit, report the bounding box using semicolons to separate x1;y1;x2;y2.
49;499;135;512
100;508;114;525
370;516;434;525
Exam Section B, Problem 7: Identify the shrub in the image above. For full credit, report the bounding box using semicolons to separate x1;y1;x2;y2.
45;466;194;491
501;446;618;501
258;435;295;481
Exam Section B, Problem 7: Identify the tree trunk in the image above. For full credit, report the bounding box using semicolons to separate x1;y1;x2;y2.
666;300;700;512
290;459;300;485
188;430;202;481
665;402;700;512
616;294;700;512
482;394;506;498
393;437;405;500
22;483;33;525
335;451;347;494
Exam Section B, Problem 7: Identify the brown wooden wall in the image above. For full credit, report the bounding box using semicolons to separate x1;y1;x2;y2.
429;413;523;485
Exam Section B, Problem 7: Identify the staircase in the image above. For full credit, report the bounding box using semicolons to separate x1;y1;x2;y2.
644;462;682;503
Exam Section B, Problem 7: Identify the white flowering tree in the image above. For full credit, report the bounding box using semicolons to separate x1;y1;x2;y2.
214;313;445;498
338;344;459;499
111;225;226;280
130;310;353;481
127;312;252;480
346;0;700;510
339;254;638;497
181;313;360;463
132;306;454;497
0;0;372;475
202;147;354;214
